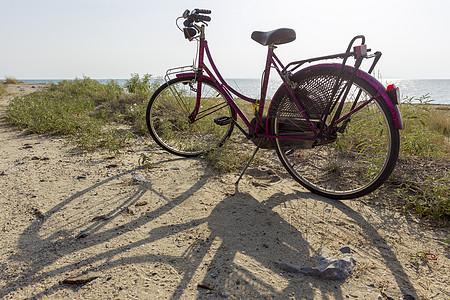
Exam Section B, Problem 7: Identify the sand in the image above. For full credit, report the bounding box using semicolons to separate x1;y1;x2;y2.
0;84;449;299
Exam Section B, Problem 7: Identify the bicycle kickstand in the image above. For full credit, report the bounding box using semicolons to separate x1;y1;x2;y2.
234;138;263;195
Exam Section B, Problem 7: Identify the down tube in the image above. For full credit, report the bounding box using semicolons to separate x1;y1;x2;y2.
202;41;254;130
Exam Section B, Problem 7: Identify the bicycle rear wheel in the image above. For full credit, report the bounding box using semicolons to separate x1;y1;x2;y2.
272;64;400;199
146;76;234;157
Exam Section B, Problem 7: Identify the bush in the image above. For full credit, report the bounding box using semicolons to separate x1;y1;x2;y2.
125;73;160;96
5;77;19;84
6;75;159;152
395;177;450;221
392;94;450;222
398;95;446;158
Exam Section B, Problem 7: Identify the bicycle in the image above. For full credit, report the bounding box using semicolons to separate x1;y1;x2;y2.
146;8;403;199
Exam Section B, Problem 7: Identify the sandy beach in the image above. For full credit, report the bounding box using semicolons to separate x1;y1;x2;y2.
0;84;449;299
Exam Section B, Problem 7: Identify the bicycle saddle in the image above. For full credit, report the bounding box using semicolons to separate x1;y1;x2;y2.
251;28;296;46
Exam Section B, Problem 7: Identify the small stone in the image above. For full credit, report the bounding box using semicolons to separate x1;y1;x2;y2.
33;208;45;219
123;207;135;215
132;174;145;183
339;246;351;254
76;230;88;239
366;282;376;288
135;201;148;207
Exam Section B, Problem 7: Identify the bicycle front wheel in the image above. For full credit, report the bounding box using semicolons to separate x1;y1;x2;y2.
272;64;400;199
146;76;234;157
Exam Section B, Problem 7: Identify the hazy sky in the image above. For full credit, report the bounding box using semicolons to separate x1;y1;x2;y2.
2;0;449;79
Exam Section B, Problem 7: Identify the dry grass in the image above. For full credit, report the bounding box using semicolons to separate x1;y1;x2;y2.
5;77;19;84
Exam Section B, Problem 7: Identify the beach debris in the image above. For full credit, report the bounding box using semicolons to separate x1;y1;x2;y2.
32;208;45;219
197;283;214;290
132;174;146;184
1;167;19;176
91;215;109;221
276;250;356;280
339;245;351;254
31;156;49;161
135;200;148;207
122;206;135;215
76;230;88;239
62;271;101;285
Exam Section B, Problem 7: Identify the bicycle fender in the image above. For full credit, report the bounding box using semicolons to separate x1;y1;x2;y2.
351;67;403;130
175;72;214;82
280;64;403;130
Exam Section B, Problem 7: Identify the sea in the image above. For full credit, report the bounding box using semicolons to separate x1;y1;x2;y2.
20;78;450;105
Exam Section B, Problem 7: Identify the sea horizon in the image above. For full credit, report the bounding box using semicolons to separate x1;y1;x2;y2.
14;77;450;105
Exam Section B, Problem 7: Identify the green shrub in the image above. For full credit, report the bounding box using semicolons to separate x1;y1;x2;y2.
398;95;446;157
395;177;450;221
6;76;158;152
125;73;160;96
0;82;4;96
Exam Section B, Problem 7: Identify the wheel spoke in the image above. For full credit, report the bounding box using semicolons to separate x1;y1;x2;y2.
147;77;234;157
272;65;399;199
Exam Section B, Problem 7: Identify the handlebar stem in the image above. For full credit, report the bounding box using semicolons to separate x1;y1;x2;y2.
200;25;206;39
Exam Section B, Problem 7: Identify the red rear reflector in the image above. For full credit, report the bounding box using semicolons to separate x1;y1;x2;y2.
386;84;400;105
386;84;396;91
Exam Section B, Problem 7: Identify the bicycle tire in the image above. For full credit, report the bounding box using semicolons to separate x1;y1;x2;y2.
271;64;400;199
146;76;235;157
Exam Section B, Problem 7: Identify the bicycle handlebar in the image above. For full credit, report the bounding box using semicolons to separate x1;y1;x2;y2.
192;9;211;15
182;8;212;26
191;14;211;22
181;8;212;40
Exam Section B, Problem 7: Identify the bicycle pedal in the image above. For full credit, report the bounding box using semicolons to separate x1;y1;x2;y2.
214;116;233;126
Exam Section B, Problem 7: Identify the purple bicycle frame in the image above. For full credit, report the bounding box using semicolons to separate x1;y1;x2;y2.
181;35;320;141
179;29;396;142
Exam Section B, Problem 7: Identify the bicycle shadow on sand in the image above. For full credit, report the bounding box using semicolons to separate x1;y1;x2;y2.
2;156;203;298
3;159;419;299
146;187;420;299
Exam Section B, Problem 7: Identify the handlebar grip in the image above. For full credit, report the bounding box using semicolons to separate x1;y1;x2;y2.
193;14;211;22
193;9;211;14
